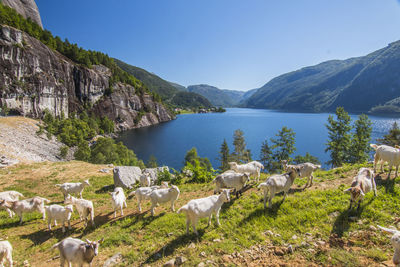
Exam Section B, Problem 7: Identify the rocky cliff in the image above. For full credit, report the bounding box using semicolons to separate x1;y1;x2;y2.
1;0;42;28
0;25;174;130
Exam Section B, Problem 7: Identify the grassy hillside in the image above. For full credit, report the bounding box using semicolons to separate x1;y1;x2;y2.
0;161;398;266
245;40;400;114
114;59;213;109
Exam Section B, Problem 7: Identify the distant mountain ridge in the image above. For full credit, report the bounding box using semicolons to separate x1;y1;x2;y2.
114;59;213;109
187;84;257;107
244;41;400;114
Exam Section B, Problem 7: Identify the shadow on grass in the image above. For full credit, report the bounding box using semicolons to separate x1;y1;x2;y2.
95;184;114;194
375;174;396;194
331;197;374;238
143;231;205;264
120;210;165;230
20;224;77;245
239;197;284;227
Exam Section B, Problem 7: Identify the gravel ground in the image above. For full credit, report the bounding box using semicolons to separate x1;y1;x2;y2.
0;116;63;165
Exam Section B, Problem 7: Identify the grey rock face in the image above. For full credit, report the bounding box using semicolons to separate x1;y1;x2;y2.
113;166;142;189
2;0;43;28
0;25;174;130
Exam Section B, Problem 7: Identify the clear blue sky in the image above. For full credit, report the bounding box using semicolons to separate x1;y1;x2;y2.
35;0;400;91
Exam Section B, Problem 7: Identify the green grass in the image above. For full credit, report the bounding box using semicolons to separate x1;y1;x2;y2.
0;161;397;266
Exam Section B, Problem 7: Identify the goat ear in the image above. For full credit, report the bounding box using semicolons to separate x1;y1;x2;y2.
109;192;113;196
344;188;352;192
98;237;104;244
115;190;120;195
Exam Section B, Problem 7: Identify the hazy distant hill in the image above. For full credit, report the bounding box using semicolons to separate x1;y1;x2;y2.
115;59;213;108
187;84;256;107
244;41;400;114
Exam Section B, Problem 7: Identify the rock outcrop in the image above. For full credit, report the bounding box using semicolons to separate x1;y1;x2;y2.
2;0;43;28
113;166;142;188
0;25;174;130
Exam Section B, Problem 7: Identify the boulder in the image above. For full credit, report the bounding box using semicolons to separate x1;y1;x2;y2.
143;166;170;184
113;166;142;189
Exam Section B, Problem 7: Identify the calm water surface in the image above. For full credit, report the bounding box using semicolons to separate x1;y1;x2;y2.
117;108;400;170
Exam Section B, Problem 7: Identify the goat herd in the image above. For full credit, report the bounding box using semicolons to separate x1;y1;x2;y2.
0;143;400;266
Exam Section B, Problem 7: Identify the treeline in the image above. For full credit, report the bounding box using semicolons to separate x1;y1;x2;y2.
0;4;161;100
39;110;144;167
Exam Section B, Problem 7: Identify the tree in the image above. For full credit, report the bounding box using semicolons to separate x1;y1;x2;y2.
325;107;352;168
378;122;400;146
270;126;296;171
146;155;158;168
293;152;320;165
231;129;250;163
260;139;273;172
218;139;230;171
349;114;372;163
184;147;212;171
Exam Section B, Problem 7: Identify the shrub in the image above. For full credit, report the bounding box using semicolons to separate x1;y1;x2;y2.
59;146;69;159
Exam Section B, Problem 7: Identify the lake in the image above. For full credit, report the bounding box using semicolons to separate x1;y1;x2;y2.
117;108;400;170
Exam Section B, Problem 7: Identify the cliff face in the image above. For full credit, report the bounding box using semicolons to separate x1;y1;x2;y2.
1;0;43;28
0;25;174;130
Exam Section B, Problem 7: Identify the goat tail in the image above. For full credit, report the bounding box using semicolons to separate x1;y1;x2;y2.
177;205;188;214
314;164;322;170
14;192;24;198
370;144;378;150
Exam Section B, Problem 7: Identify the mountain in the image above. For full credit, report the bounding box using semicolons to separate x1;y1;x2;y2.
2;0;42;28
114;59;213;109
0;3;173;131
245;41;400;114
187;84;255;107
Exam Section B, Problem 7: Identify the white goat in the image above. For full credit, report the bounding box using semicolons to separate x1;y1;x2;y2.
109;187;127;218
139;174;151;187
52;237;104;267
56;179;90;200
344;168;376;210
258;168;301;209
213;172;249;198
45;204;74;233
128;182;169;212
229;162;261;182
149;185;180;216
64;195;95;227
0;191;23;218
378;225;400;266
286;162;321;188
0;196;50;224
371;144;400;178
0;240;12;267
177;189;231;235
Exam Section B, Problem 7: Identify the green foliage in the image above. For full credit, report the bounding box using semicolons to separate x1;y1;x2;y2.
270;126;296;171
171;91;213;109
90;138;144;167
260;139;274;172
349;114;372;163
0;104;9;116
184;147;212;172
183;147;214;183
231;129;251;163
146;155;158;168
293;152;320;165
157;169;183;185
218;139;230;171
378;122;400;146
74;141;91;161
325;107;352;168
59;146;69;159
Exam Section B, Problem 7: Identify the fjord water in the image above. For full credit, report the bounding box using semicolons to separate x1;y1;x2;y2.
117;108;400;170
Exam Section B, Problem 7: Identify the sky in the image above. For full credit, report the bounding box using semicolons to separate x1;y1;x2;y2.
35;0;400;91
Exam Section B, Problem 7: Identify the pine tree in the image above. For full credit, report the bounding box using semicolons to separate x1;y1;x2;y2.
293;152;320;165
218;139;230;171
260;139;273;172
231;129;250;163
378;122;400;146
270;126;296;171
325;107;352;167
349;114;372;163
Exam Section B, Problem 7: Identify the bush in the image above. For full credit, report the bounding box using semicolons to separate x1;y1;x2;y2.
59;146;69;159
185;159;214;183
